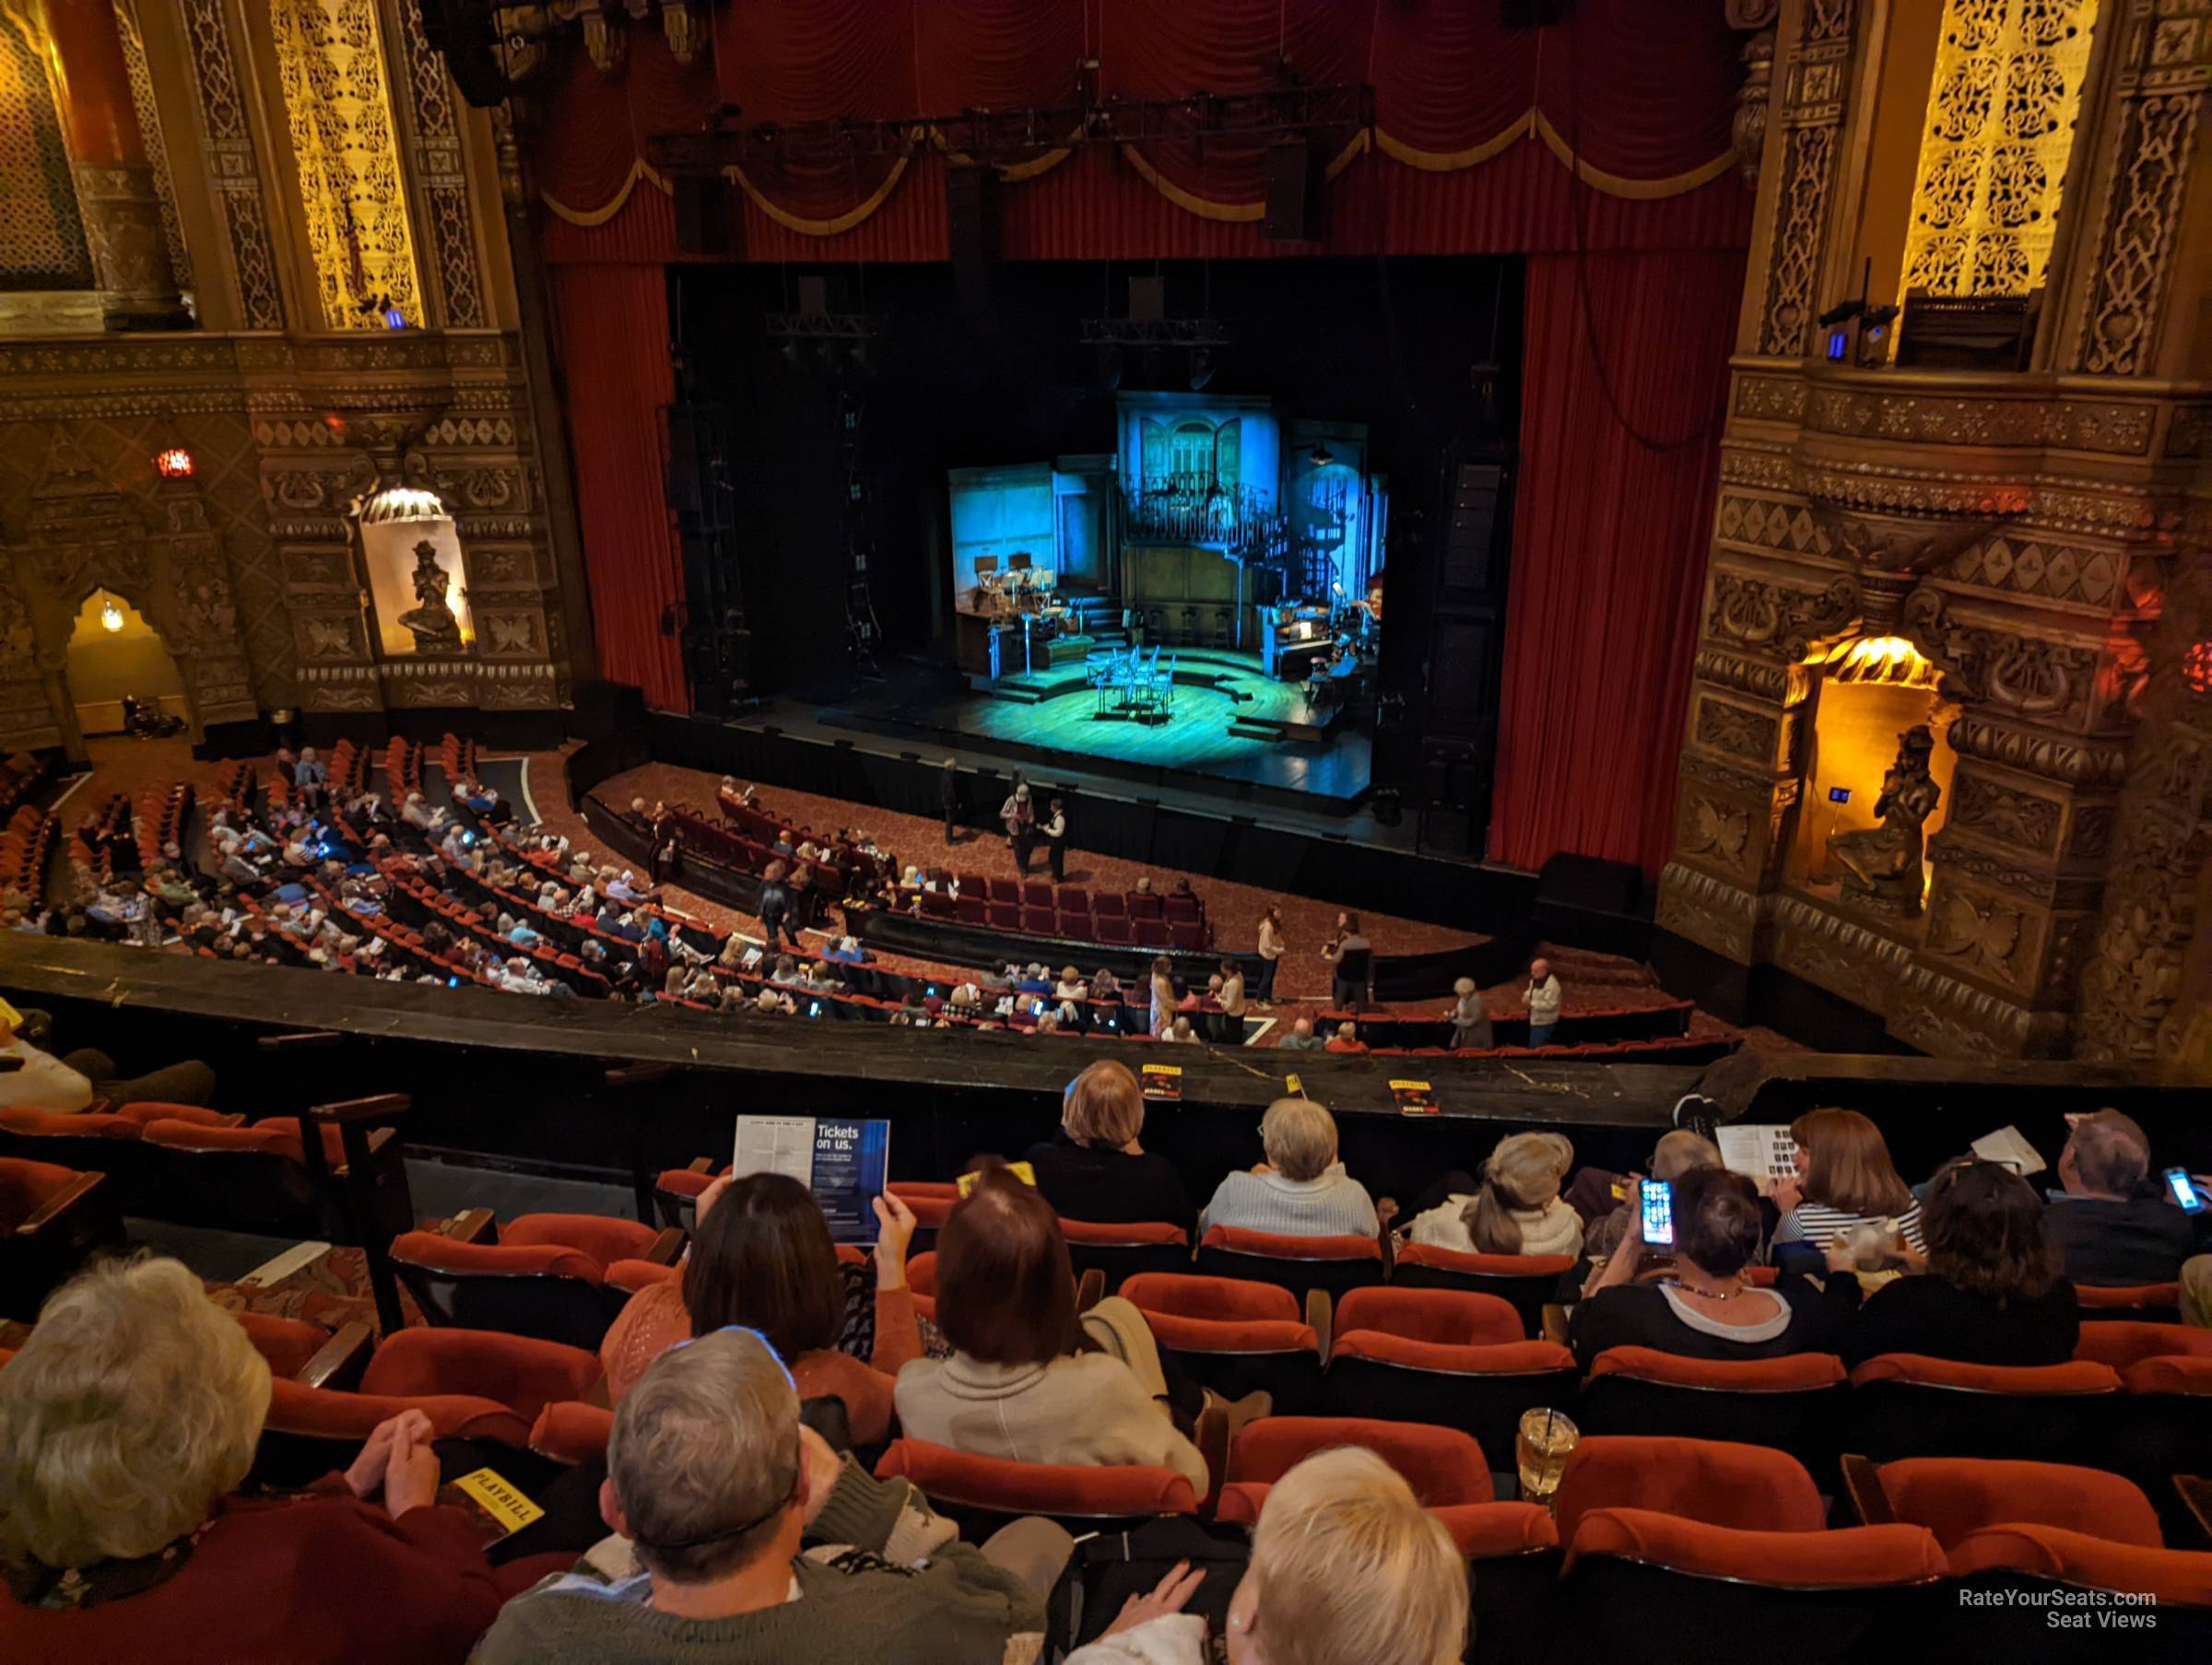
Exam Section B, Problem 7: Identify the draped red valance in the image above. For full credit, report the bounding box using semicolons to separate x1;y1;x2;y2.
533;0;1752;262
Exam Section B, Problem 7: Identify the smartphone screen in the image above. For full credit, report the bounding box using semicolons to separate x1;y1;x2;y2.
2168;1167;2206;1213
1640;1179;1675;1246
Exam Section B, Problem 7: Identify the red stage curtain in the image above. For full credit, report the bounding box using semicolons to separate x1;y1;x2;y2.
1488;248;1744;879
550;266;689;712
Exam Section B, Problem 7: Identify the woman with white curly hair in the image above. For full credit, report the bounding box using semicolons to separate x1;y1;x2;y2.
0;1257;509;1662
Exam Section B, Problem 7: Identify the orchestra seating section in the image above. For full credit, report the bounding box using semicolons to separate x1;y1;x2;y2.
0;803;56;902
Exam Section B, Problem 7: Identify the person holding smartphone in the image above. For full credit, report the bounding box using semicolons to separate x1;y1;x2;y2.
1567;1167;1861;1373
2045;1108;2212;1287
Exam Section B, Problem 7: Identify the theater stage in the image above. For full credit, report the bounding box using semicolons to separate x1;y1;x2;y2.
815;651;1371;813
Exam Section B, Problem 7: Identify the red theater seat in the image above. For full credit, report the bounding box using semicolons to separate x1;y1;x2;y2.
1194;1225;1383;1302
1578;1348;1849;1483
2071;1320;2212;1371
1389;1241;1579;1338
1945;1523;2212;1608
1857;1457;2164;1551
359;1327;603;1428
1121;1272;1323;1410
1058;1217;1190;1291
389;1216;646;1351
876;1438;1198;1534
1226;1415;1492;1507
1846;1354;2123;1464
1553;1436;1827;1549
2075;1281;2183;1324
1323;1286;1577;1460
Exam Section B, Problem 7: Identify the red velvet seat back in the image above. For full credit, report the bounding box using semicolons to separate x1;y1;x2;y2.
1218;1484;1557;1557
265;1375;532;1448
502;1212;659;1272
2075;1282;2183;1313
1328;1332;1577;1376
2124;1355;2212;1396
1849;1354;2123;1395
0;1156;78;1229
1565;1508;1946;1588
233;1309;334;1380
1227;1415;1493;1507
876;1437;1199;1518
1060;1218;1189;1248
1876;1458;2164;1551
1946;1523;2212;1606
389;1228;605;1285
359;1327;604;1425
888;1181;958;1228
1586;1347;1848;1392
2071;1320;2212;1371
1394;1243;1579;1278
1199;1225;1381;1263
0;1106;140;1140
1123;1272;1300;1324
1335;1285;1524;1348
1554;1436;1827;1547
113;1101;233;1129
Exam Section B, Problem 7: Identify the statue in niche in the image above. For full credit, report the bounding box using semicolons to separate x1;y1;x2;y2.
1828;724;1942;917
397;540;464;654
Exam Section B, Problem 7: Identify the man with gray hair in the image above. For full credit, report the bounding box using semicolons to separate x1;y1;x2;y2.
2048;1108;2209;1286
474;1328;1049;1663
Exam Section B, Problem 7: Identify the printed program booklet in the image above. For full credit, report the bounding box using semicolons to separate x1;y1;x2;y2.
1141;1062;1183;1101
1390;1079;1438;1114
734;1115;892;1243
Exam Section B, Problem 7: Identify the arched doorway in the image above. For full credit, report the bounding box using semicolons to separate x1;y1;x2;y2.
63;590;186;738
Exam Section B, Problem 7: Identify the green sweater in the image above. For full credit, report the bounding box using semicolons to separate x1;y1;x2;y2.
469;1462;1042;1665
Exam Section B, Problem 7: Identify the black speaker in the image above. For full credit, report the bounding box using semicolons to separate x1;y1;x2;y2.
1264;139;1322;242
673;175;738;256
947;164;997;312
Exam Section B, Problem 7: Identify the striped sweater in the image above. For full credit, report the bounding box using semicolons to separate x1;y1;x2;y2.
1772;1199;1926;1255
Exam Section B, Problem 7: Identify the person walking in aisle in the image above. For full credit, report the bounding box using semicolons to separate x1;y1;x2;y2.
1524;956;1563;1047
1001;781;1036;873
1041;798;1069;882
939;758;960;846
1254;906;1285;1005
1147;955;1177;1040
1320;912;1371;1013
1446;976;1492;1049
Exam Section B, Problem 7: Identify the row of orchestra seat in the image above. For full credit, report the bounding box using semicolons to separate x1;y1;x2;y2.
0;803;55;897
135;780;192;868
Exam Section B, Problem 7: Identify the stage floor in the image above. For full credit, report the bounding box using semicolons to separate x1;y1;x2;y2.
828;650;1371;806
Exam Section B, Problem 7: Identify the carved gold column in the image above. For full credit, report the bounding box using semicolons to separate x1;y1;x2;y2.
37;0;188;329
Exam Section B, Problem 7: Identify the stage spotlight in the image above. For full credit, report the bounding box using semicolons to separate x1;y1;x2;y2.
779;339;805;368
1310;440;1334;466
1187;346;1214;391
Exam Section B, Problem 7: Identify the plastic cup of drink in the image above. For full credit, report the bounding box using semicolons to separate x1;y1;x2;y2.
1516;1406;1580;1503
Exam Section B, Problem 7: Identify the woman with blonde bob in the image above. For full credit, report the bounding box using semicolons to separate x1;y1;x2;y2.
1199;1098;1378;1237
0;1257;509;1662
1067;1447;1466;1663
1406;1130;1583;1257
1024;1060;1197;1234
1772;1107;1924;1254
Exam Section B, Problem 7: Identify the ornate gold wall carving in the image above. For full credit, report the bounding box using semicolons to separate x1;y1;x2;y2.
0;8;92;287
1900;0;2100;298
390;0;487;329
113;0;194;294
268;0;423;330
1756;2;1856;356
178;0;284;329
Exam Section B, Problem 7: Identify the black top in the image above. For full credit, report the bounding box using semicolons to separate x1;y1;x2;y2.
1333;935;1372;984
1022;1134;1198;1237
1568;1273;1860;1373
2041;1194;2206;1287
939;772;959;811
1840;1273;2080;1370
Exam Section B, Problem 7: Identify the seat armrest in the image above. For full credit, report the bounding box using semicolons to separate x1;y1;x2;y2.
1540;1304;1571;1346
2177;1476;2212;1550
1077;1266;1106;1312
297;1320;375;1390
443;1207;498;1244
18;1169;103;1233
1840;1454;1893;1525
309;1093;410;1125
646;1226;684;1266
686;1156;713;1174
1305;1288;1333;1359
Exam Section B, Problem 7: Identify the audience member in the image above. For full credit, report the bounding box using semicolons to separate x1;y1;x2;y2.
1199;1098;1378;1237
894;1170;1208;1493
1024;1061;1197;1236
0;1258;507;1663
0;1001;214;1109
1524;956;1562;1047
1570;1167;1860;1370
477;1329;1048;1664
598;1175;921;1444
1071;1448;1465;1665
1842;1158;2078;1368
1772;1108;1925;1257
1320;913;1371;1012
1583;1129;1724;1259
1275;1015;1324;1051
1253;906;1285;1005
2045;1108;2208;1285
1406;1130;1583;1257
1167;1014;1197;1044
1323;1021;1367;1055
1445;976;1492;1049
1147;956;1177;1040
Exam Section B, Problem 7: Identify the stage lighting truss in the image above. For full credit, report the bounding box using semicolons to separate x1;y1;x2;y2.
765;311;885;377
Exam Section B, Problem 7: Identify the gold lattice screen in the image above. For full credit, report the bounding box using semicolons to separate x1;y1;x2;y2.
270;0;422;330
1900;0;2100;299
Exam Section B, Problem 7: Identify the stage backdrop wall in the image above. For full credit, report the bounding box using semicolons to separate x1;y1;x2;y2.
1489;249;1744;880
524;0;1754;867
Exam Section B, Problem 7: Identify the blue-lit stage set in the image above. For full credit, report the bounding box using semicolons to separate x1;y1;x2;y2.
929;393;1387;803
